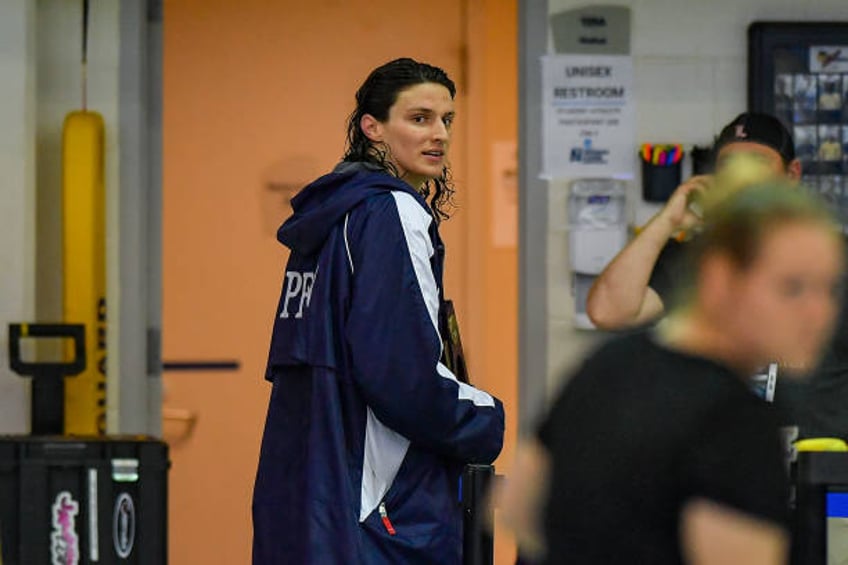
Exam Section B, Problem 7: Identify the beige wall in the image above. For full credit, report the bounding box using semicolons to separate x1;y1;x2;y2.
0;0;36;434
162;1;518;562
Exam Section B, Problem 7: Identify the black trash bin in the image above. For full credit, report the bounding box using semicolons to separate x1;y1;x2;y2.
0;436;169;565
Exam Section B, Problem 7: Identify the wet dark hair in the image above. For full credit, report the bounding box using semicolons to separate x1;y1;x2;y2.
343;58;457;221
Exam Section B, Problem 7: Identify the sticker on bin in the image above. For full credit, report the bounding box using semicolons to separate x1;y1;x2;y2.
51;491;80;565
111;458;139;482
88;468;99;562
113;493;136;559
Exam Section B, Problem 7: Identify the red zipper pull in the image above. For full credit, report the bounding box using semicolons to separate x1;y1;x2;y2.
378;502;396;536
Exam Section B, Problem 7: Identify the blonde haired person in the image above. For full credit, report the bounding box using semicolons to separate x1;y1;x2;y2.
500;183;844;564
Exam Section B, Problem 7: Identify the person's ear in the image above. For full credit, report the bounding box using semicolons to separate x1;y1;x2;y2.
787;158;802;181
360;114;383;143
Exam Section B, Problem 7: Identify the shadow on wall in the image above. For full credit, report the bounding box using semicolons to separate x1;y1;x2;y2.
260;155;323;236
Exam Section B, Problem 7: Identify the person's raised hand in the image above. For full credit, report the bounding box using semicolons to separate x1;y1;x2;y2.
658;175;713;232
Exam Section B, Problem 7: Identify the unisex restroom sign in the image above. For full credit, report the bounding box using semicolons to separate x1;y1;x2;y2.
541;54;635;179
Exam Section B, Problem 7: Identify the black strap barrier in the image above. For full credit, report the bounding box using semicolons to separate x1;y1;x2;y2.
7;323;86;435
462;464;495;565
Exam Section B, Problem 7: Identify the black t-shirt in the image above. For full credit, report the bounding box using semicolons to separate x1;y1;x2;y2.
649;238;848;440
536;331;789;565
648;238;688;309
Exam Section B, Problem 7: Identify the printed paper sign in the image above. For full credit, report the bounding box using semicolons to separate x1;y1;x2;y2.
541;54;635;179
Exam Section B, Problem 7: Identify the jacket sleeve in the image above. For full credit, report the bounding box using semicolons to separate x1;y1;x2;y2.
344;191;504;464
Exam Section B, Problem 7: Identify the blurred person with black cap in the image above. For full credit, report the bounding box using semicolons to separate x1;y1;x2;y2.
588;112;801;331
586;112;848;441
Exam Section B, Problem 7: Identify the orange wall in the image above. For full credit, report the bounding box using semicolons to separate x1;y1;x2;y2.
162;1;517;562
464;3;520;560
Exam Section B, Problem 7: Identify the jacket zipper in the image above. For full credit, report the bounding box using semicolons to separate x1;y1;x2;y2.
378;502;396;536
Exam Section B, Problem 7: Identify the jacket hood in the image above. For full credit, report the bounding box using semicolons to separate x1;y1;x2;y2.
277;162;423;255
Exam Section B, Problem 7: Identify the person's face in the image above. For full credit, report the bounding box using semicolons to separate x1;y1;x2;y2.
361;82;455;190
719;222;843;372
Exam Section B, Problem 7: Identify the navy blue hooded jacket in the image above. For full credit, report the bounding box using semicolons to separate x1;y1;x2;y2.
252;163;505;565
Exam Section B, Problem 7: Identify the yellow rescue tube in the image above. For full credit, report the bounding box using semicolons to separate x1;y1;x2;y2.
62;110;106;435
794;438;848;452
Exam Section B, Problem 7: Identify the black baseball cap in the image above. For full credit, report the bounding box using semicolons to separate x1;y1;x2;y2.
713;112;796;164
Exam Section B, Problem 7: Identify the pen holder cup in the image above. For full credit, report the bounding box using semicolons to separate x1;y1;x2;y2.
691;146;713;176
642;159;682;203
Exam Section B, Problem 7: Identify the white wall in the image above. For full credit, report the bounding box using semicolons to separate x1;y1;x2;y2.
546;0;848;391
36;0;121;325
0;0;121;434
0;1;36;433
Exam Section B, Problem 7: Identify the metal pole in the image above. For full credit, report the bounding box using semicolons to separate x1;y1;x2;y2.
518;0;550;434
462;464;495;565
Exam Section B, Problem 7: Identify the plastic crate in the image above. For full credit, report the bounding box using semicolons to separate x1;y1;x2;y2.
0;436;169;565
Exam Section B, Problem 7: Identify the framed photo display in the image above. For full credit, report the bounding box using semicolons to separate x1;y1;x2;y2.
750;22;848;226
